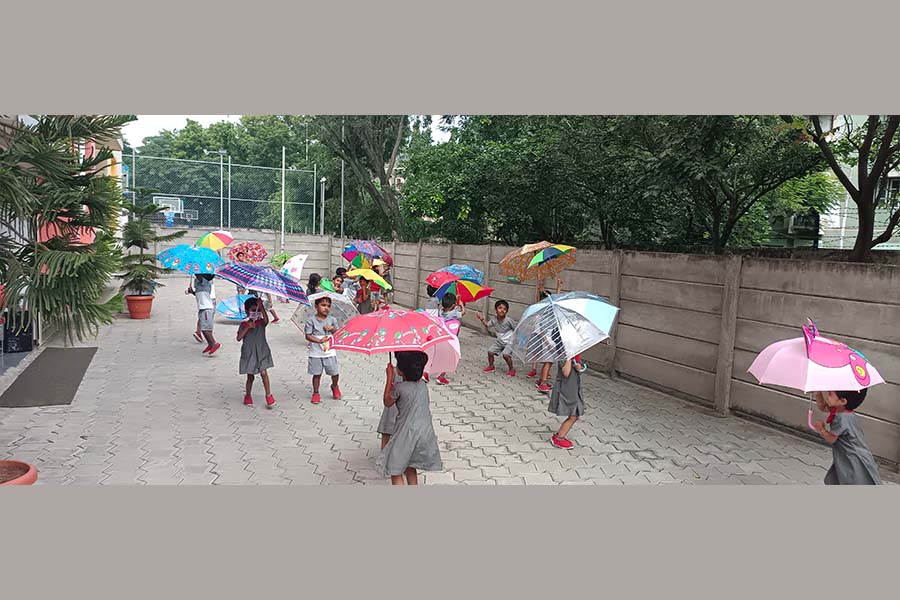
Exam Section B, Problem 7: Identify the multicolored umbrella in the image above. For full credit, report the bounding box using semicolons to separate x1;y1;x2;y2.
499;241;576;282
280;254;308;280
291;291;359;331
434;279;494;303
748;320;885;431
196;230;234;251
157;245;224;275
346;268;392;291
329;308;455;355
511;291;619;364
527;244;576;268
228;241;268;264
215;261;310;304
342;240;393;268
216;294;255;321
425;264;485;287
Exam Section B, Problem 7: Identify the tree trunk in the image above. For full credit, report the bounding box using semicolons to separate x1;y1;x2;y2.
850;198;875;262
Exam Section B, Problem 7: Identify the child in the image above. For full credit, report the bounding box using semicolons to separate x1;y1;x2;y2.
813;389;881;485
188;273;221;355
304;296;341;405
477;300;517;376
247;289;280;324
424;284;440;311
381;351;442;485
307;273;322;297
236;297;275;408
533;278;563;393
435;292;464;385
356;276;374;314
331;275;345;294
548;356;586;449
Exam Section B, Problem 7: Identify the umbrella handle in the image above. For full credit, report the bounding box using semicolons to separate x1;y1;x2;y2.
807;408;817;432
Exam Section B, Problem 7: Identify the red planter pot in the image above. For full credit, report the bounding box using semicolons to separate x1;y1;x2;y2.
0;460;38;485
125;295;155;319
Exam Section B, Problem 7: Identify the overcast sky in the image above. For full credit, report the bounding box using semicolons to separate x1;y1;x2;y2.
122;115;451;148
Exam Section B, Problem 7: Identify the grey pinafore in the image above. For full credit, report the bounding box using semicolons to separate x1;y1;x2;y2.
380;380;442;477
239;322;274;375
824;412;881;485
548;361;584;417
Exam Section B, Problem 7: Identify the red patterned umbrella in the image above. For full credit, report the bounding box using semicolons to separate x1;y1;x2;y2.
329;308;455;355
228;241;268;264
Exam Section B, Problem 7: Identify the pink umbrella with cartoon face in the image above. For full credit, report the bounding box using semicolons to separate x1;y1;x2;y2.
748;319;885;430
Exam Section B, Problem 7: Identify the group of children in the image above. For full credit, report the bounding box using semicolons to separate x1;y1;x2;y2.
183;259;882;486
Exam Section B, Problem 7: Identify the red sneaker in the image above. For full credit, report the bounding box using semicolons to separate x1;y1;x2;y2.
311;393;321;404
243;395;253;406
193;332;204;343
551;434;574;449
527;370;537;378
331;385;342;400
265;395;276;409
423;373;429;383
507;369;516;377
202;346;211;354
271;317;281;324
207;342;222;355
436;376;450;385
536;381;552;393
483;366;496;373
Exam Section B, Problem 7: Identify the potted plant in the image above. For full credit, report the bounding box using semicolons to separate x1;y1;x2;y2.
118;198;185;319
0;460;38;485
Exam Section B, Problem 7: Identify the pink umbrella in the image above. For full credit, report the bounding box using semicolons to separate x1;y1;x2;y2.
416;310;461;374
748;320;885;430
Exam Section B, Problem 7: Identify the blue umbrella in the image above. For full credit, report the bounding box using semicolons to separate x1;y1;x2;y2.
216;294;254;321
157;244;224;275
438;264;484;285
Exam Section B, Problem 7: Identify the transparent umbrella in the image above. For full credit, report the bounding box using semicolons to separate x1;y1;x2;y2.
291;291;359;331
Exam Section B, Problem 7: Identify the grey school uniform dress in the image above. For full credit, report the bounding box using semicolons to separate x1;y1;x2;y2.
548;361;584;417
239;320;274;375
377;374;402;436
380;380;443;477
487;316;517;356
824;412;882;485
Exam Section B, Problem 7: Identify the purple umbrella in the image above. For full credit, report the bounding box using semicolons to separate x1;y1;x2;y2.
215;262;310;305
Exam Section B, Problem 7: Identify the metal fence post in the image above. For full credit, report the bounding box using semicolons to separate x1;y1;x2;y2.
227;155;232;229
280;146;286;252
219;154;224;229
312;163;317;234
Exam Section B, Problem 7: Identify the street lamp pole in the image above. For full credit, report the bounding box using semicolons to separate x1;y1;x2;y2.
204;148;228;229
320;177;326;236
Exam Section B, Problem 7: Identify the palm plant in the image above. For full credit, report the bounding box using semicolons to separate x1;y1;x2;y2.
118;194;185;297
0;115;135;344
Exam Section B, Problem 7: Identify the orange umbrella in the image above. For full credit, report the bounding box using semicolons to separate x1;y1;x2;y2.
499;241;577;282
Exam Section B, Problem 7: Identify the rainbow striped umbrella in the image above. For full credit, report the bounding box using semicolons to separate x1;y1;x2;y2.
435;279;494;303
196;230;234;251
346;268;392;290
527;244;576;268
342;240;393;268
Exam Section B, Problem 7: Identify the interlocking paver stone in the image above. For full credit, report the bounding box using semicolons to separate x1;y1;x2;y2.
0;280;891;486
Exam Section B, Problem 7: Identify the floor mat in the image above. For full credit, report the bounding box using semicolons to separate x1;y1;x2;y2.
0;347;98;408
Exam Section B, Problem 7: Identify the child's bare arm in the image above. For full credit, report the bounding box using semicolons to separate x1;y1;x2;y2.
458;303;466;317
814;421;839;445
236;321;251;342
555;278;563;294
561;359;572;377
383;363;397;406
305;333;326;344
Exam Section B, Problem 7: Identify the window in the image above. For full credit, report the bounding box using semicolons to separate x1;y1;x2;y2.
877;177;900;208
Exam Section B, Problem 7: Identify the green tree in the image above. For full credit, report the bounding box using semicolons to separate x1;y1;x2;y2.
0;115;134;343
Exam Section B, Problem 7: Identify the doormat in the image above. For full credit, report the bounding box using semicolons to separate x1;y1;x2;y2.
0;347;98;408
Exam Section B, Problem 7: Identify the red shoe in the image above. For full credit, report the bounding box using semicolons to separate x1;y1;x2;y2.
527;370;537;378
551;434;574;449
271;317;281;323
243;395;253;406
311;393;321;404
265;395;276;409
537;381;552;394
193;332;204;343
507;369;516;377
483;366;496;373
331;385;342;399
423;373;429;383
202;346;211;354
436;376;450;385
207;342;222;355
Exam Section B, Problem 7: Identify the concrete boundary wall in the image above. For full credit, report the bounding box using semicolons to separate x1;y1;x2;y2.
323;237;900;468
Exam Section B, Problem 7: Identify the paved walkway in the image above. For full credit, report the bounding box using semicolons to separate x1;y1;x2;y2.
0;280;844;485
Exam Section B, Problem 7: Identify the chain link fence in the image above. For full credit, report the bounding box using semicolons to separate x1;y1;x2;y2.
122;154;319;233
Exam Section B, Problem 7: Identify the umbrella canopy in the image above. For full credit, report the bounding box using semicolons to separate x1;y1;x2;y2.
157;244;224;274
215;262;310;304
416;310;461;374
281;254;308;280
748;321;885;393
499;241;577;282
291;291;359;331
228;241;268;264
346;268;392;290
527;244;576;268
435;279;494;303
216;294;255;321
342;240;393;268
511;291;619;363
426;264;484;287
329;308;455;355
196;230;234;251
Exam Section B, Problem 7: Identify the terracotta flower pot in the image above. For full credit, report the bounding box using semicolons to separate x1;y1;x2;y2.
125;295;155;319
0;460;38;485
